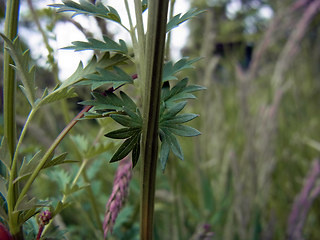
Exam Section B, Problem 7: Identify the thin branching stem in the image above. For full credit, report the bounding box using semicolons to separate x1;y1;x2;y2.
15;105;92;209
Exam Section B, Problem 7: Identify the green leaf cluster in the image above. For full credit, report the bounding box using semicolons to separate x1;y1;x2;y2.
81;91;142;167
159;78;205;170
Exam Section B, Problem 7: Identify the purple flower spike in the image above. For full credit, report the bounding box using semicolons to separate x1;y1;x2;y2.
103;156;133;238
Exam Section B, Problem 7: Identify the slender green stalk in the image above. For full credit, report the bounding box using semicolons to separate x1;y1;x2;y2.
14;105;92;209
140;1;169;239
7;108;36;234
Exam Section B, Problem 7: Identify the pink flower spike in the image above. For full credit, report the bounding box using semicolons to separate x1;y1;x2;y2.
103;156;133;238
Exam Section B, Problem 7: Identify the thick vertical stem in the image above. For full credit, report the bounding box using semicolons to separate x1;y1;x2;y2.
140;1;169;240
3;0;20;158
3;0;22;238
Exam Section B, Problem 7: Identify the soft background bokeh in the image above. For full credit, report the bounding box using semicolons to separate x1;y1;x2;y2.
1;0;320;239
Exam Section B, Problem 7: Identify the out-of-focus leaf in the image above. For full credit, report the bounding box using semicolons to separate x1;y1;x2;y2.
50;0;122;24
0;176;7;199
0;138;10;172
63;35;128;54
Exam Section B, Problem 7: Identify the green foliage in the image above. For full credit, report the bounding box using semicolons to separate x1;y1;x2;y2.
163;57;200;82
63;35;128;54
50;0;122;24
0;34;36;107
158;78;205;170
59;52;128;89
79;66;133;90
167;8;204;32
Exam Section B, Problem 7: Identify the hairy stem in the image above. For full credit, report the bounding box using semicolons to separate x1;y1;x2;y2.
140;1;169;239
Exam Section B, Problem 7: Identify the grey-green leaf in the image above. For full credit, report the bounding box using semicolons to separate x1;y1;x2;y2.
80;66;132;90
162;124;201;137
50;0;122;24
163;113;199;124
167;8;205;32
63;36;128;54
162;57;201;82
159;130;170;171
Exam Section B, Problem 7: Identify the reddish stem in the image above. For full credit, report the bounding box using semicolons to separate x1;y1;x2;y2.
36;225;44;240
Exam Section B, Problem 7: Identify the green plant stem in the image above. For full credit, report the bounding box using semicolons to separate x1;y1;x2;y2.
14;105;92;209
3;0;21;237
3;0;20;159
7;108;36;234
140;1;169;239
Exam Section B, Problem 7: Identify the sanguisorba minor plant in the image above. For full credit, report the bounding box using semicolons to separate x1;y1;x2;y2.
1;0;204;239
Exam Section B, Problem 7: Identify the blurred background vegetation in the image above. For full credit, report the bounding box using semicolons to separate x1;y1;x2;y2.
1;0;320;239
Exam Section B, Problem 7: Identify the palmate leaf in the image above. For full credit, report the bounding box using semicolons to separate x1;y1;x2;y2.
167;8;205;32
50;0;122;24
0;34;36;107
163;57;201;82
158;77;204;170
63;35;128;54
79;66;133;90
161;78;206;108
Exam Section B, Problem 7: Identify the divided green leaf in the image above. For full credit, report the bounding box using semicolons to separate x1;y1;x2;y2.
60;52;128;89
163;57;201;82
161;78;206;108
158;77;204;170
63;35;128;54
50;0;122;24
110;133;141;163
80;91;139;121
167;8;205;32
0;34;36;107
79;66;132;90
